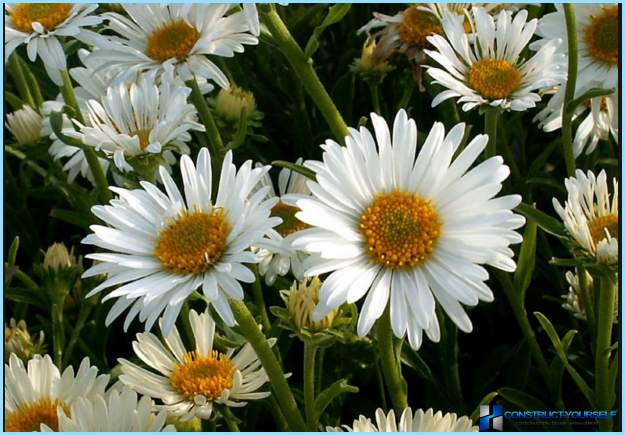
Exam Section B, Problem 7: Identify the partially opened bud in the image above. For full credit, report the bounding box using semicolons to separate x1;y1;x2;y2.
215;85;256;121
43;242;76;270
289;277;338;333
4;319;45;363
5;105;43;146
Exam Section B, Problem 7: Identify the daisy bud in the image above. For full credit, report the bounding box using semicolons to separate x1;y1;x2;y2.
43;243;76;270
288;277;338;333
4;319;46;364
562;271;618;324
215;85;256;122
5;105;43;146
37;243;82;304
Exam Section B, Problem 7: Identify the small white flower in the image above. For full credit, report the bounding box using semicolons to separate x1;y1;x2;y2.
4;3;106;85
119;308;273;421
252;159;312;286
82;148;280;334
4;354;109;432
327;407;478;432
531;3;618;91
553;169;618;265
424;8;566;112
5;105;43;145
89;3;258;88
292;110;524;349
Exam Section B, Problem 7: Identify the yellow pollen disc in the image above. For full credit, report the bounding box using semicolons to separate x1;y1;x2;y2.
129;129;152;150
169;350;235;401
5;397;70;432
271;201;308;238
399;6;442;49
154;209;231;275
583;5;618;64
360;190;441;269
588;214;618;245
469;59;521;100
11;3;72;33
146;20;201;63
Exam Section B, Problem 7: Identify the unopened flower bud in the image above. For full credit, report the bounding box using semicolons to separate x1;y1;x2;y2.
215;85;256;121
5;105;43;146
289;277;338;333
4;319;45;363
43;242;77;270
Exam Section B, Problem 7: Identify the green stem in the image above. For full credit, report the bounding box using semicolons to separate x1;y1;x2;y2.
375;361;388;413
221;406;241;432
304;341;318;431
439;309;466;415
51;303;65;370
62;302;93;368
252;265;272;332
7;52;36;109
315;347;325;397
369;82;381;115
11;268;39;290
186;78;224;169
377;305;408;413
485;108;499;159
179;300;196;350
229;299;307;432
397;78;416;110
260;8;350;144
59;70;112;203
576;266;597;351
561;4;578;177
595;272;616;431
267;395;289;431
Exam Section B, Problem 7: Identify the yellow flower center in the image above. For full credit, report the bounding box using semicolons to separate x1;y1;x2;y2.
146;20;201;63
129;129;152;150
11;3;72;33
271;201;308;238
583;5;618;64
5;397;69;432
469;59;521;100
399;6;442;49
360;190;441;269
154;209;231;275
169;350;235;401
588;214;618;245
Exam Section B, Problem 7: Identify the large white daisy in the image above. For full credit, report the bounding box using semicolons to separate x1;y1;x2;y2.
4;354;109;432
327;407;477;432
4;3;106;85
70;71;204;175
119;308;273;421
89;3;257;89
530;3;618;90
424;8;566;112
292;110;524;349
41;385;175;432
252;159;312;286
82;148;280;334
553;169;618;265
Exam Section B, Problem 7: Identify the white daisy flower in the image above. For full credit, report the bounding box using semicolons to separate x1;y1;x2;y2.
562;270;618;324
4;354;109;432
81;148;280;335
5;104;43;145
4;3;106;85
530;3;618;90
252;159;312;286
553;169;618;265
119;308;273;421
41;385;175;432
424;8;566;112
292;110;524;349
71;71;204;175
327;407;478;432
89;3;257;89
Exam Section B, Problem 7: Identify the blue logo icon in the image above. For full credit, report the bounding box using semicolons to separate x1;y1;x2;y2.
480;405;503;431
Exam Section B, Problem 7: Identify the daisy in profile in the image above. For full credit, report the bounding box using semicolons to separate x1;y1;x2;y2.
424;8;566;112
531;3;618;90
553;169;618;265
42;385;175;432
5;105;43;146
71;71;204;176
4;354;109;432
90;3;257;88
327;407;477;432
562;270;618;324
4;3;106;85
119;308;273;421
292;110;524;349
252;159;312;286
82;148;280;334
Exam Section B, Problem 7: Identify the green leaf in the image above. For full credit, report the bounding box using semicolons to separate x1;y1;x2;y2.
271;160;317;181
50;209;96;229
515;203;566;238
565;87;615;116
314;379;358;417
5;287;47;310
526;176;567;194
8;236;20;267
401;348;436;383
498;388;553;431
225;108;249;150
470;392;499;423
304;4;352;58
506;341;531;391
514;215;536;300
5;92;26;111
595;158;618;167
49;110;87;148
